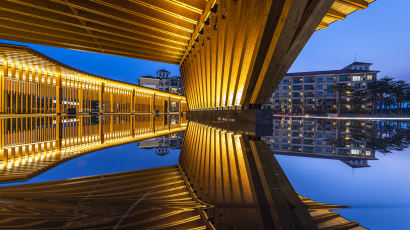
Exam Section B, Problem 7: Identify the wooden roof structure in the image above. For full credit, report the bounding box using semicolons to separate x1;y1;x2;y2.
0;43;186;100
319;0;376;30
0;0;375;65
0;165;211;229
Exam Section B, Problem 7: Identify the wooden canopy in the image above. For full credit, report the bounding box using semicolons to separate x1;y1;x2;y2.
0;0;374;65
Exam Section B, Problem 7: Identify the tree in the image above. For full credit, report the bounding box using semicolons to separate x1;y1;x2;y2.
392;80;410;115
325;83;353;115
351;90;367;113
377;77;394;113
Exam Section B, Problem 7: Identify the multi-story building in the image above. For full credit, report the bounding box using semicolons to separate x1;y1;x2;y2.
137;132;184;156
265;117;377;168
269;62;379;114
139;69;184;95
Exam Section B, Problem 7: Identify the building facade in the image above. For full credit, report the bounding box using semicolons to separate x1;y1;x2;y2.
269;62;379;114
137;133;184;156
265;117;377;168
138;69;184;95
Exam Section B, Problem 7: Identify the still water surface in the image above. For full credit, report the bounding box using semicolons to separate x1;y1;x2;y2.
0;115;408;229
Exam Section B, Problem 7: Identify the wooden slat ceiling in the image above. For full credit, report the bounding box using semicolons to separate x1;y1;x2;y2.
318;0;376;30
0;0;211;64
0;43;187;99
0;0;373;65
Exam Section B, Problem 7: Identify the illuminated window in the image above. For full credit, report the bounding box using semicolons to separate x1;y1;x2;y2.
367;75;373;80
352;75;362;81
351;149;361;155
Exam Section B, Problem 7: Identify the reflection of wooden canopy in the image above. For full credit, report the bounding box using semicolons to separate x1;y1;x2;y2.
0;0;374;64
0;121;367;229
300;195;367;230
179;121;367;229
0;165;210;229
0;115;187;183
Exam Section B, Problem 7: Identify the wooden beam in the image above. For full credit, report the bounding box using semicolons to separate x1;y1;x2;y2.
326;8;346;20
179;0;216;65
336;0;368;10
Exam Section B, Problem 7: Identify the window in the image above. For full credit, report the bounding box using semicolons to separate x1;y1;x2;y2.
282;86;288;90
352;75;362;81
292;78;302;83
283;79;289;83
317;77;323;82
317;85;323;89
339;76;348;81
351;149;361;155
327;77;334;82
367;74;373;80
318;91;323;96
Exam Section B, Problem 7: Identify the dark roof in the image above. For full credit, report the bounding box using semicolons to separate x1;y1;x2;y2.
342;61;373;70
139;75;155;78
286;69;379;77
157;69;170;73
347;61;372;66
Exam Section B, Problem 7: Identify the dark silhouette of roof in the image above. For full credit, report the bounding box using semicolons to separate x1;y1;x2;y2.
342;61;373;70
286;62;379;77
157;69;170;73
286;69;379;77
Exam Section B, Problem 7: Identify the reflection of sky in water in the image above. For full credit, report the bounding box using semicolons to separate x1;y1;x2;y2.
2;127;410;229
0;141;180;187
276;150;410;230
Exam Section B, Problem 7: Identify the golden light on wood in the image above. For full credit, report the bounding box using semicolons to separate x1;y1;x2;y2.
0;43;187;114
0;114;187;183
0;1;375;111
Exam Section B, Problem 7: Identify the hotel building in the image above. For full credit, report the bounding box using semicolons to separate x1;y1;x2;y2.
265;117;377;168
139;70;184;95
269;62;379;114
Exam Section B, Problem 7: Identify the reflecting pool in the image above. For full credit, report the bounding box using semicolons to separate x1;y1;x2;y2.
0;115;408;229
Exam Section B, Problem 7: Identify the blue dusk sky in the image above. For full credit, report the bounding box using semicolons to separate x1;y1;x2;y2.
0;0;409;82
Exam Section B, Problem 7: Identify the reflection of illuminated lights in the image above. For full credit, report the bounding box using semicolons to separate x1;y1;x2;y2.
0;115;187;182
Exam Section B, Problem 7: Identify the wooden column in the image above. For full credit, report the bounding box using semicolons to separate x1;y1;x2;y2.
99;83;104;114
56;75;61;114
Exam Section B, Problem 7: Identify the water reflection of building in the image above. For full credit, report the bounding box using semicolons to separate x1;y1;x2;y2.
0;114;187;182
0;121;367;230
266;117;377;168
137;132;184;156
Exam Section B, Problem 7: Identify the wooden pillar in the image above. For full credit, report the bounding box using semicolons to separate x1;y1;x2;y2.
99;83;104;114
1;60;7;113
56;115;61;151
168;96;171;113
152;93;156;114
110;89;114;113
131;89;135;113
78;81;83;113
56;75;61;114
